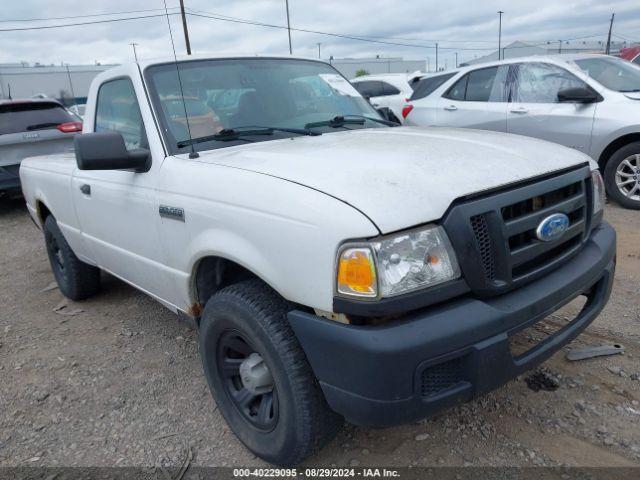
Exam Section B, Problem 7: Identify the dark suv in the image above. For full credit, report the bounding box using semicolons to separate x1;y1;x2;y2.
0;99;81;193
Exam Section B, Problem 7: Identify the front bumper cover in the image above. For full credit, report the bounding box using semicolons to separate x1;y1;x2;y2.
288;222;616;427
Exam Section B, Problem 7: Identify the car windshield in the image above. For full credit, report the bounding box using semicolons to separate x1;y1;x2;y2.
145;58;384;153
574;57;640;92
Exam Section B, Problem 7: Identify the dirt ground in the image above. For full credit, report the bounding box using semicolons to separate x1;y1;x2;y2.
1;196;639;468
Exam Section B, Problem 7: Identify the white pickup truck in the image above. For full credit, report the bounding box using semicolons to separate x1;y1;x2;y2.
20;55;616;465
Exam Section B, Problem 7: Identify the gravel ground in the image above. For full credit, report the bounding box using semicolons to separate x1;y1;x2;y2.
1;196;639;468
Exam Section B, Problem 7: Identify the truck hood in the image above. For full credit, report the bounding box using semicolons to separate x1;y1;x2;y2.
196;127;594;234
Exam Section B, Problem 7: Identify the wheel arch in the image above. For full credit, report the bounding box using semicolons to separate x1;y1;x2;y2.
35;198;53;227
189;255;276;317
597;132;640;170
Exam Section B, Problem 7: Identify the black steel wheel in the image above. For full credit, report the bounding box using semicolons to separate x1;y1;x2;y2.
217;330;279;431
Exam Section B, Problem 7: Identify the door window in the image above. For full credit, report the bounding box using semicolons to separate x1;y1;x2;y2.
512;63;589;103
379;81;401;96
443;66;507;102
352;80;382;98
95;78;146;149
410;73;455;101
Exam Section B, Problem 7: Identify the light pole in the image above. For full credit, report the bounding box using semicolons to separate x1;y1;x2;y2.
130;43;139;62
435;43;439;71
455;52;458;68
497;11;504;60
285;0;292;54
316;42;322;59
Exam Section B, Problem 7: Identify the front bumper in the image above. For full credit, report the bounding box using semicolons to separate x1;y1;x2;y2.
288;222;616;427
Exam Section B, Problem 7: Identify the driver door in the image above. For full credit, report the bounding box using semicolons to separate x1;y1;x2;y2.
71;76;173;303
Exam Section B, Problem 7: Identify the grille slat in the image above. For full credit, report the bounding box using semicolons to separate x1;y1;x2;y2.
503;192;586;237
510;219;585;267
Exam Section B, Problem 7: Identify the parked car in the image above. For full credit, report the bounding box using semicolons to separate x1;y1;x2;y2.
0;99;81;193
20;55;615;465
404;54;640;209
350;72;422;123
68;103;87;120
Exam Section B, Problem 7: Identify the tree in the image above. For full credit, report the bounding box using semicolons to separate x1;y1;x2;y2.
355;69;370;77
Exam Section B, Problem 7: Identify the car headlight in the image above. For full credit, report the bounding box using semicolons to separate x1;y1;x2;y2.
336;225;460;299
591;170;605;216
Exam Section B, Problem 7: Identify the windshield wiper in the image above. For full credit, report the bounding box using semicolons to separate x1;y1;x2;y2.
304;116;365;130
177;126;319;148
339;114;399;127
620;89;640;93
26;122;60;131
304;114;397;130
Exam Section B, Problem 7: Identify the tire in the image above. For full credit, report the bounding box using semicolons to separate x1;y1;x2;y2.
603;142;640;210
44;215;101;301
199;279;343;465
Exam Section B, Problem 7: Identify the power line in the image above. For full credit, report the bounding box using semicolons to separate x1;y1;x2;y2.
0;13;179;32
0;8;177;23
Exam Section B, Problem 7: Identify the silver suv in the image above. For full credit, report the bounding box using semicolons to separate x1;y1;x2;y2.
404;54;640;209
0;99;80;193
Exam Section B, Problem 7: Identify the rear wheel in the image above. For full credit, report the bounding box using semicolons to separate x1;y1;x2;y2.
199;279;342;465
603;142;640;210
44;215;101;300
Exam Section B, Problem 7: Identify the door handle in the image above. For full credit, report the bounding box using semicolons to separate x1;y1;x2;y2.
510;107;529;114
443;105;458;111
80;184;91;196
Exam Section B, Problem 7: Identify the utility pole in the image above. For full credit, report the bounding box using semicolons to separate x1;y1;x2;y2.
65;64;76;104
455;52;458;68
179;0;192;55
558;40;562;53
130;43;139;62
498;11;504;60
605;13;615;54
316;42;322;59
435;43;439;71
285;0;292;54
427;57;430;72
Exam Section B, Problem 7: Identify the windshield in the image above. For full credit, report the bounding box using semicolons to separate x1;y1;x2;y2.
574;57;640;92
145;58;383;153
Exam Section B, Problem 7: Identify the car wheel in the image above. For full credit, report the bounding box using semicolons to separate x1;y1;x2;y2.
199;279;343;465
604;142;640;210
44;215;101;300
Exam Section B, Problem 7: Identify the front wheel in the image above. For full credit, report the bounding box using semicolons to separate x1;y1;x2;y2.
603;143;640;210
199;279;343;465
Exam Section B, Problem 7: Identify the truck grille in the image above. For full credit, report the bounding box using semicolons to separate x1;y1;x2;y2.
443;165;593;296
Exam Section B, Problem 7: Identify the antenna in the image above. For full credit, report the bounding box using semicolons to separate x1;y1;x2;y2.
162;0;198;159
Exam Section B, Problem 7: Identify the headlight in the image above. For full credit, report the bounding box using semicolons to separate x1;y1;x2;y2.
336;225;460;299
591;170;606;215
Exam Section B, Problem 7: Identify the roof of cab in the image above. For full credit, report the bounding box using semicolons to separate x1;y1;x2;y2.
135;53;328;70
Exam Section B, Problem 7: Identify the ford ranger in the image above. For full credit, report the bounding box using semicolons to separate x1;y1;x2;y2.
19;55;616;465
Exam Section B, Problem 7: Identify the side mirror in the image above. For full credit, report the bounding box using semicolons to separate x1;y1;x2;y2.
376;106;401;125
74;132;150;172
557;87;601;104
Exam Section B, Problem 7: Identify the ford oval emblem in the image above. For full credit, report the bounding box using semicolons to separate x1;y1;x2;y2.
536;213;570;242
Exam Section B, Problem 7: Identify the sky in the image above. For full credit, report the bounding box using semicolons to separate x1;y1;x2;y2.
0;0;639;70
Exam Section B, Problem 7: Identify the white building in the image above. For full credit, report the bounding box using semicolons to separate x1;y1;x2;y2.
0;63;116;104
461;39;628;66
329;57;426;78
